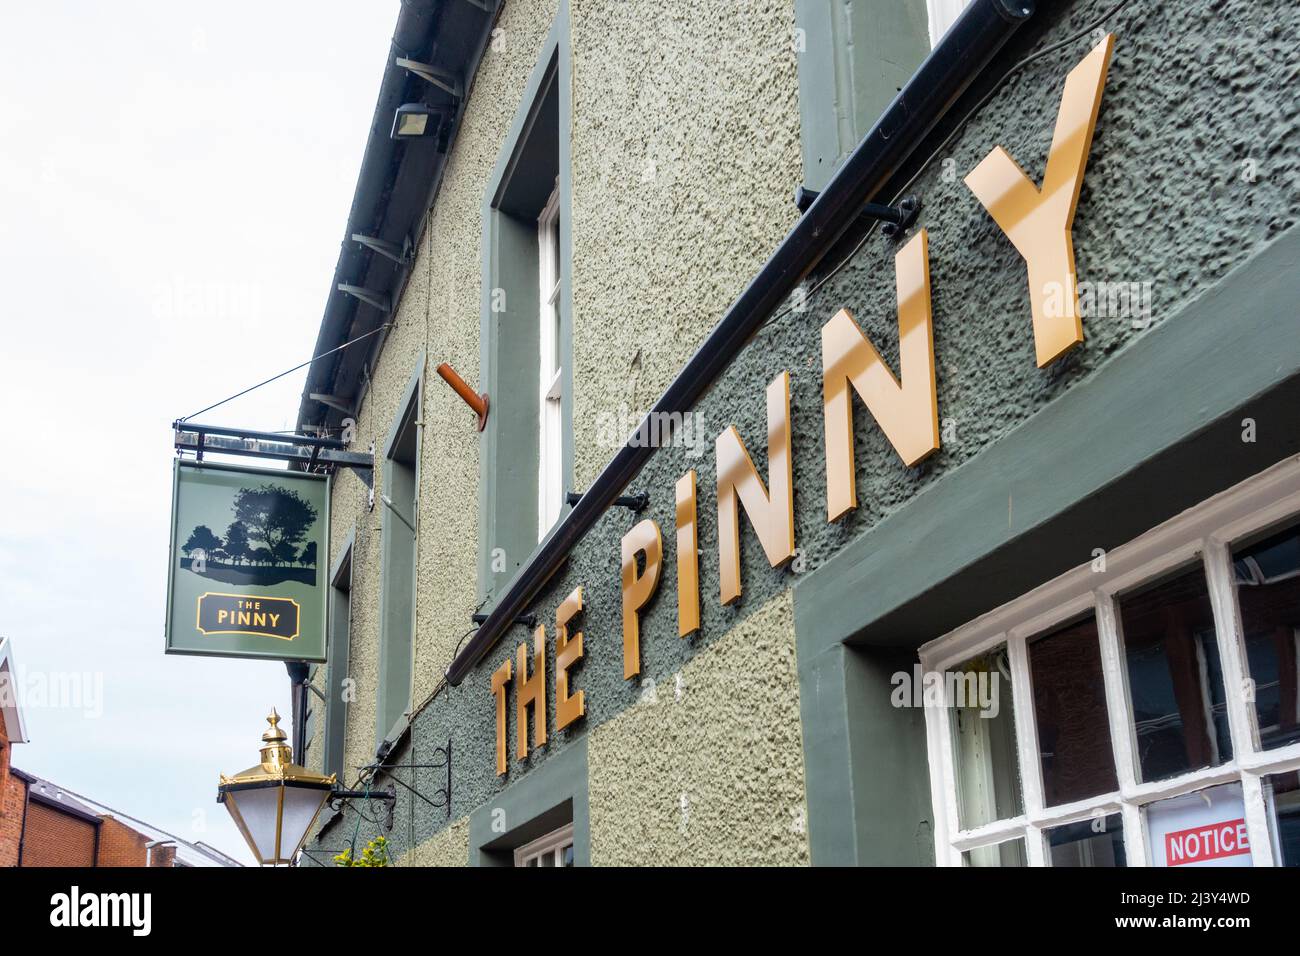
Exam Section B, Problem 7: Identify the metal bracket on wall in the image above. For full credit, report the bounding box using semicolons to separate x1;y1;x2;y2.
307;392;356;417
794;186;921;240
173;422;374;481
337;283;392;313
395;57;464;99
330;784;398;831
365;738;453;824
567;490;648;513
350;233;413;266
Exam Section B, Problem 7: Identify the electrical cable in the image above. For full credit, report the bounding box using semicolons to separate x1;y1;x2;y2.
177;323;390;423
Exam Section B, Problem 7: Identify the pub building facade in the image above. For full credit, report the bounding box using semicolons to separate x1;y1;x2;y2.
286;0;1300;866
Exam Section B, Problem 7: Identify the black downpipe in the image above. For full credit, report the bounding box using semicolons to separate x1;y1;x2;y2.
17;776;30;867
286;661;310;762
447;0;1035;687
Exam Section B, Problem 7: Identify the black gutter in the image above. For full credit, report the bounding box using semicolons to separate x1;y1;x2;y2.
297;0;499;434
293;0;441;431
447;0;1035;687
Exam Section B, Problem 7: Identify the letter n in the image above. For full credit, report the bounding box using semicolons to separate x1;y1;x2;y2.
716;371;795;604
964;35;1113;367
822;230;939;521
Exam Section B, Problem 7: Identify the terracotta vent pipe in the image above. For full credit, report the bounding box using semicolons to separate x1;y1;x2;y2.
436;362;489;431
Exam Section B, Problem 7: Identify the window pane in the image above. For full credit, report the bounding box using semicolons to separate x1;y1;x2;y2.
1048;814;1125;867
1029;615;1118;806
1264;771;1300;866
561;843;575;867
1233;523;1300;750
949;646;1023;829
962;839;1026;867
1145;782;1251;867
1119;566;1232;781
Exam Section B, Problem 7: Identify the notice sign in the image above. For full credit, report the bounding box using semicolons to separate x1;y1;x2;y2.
1165;818;1249;866
1145;783;1252;867
166;461;328;662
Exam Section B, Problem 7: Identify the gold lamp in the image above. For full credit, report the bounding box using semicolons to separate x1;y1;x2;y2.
218;710;337;866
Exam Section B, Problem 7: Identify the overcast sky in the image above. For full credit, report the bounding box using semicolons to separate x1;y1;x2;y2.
0;2;398;864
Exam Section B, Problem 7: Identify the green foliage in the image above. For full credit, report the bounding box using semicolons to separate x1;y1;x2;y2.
333;836;390;868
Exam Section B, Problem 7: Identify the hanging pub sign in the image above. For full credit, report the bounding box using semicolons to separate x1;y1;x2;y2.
165;461;329;662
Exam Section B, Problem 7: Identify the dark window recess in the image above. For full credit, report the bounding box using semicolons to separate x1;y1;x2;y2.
324;544;352;781
1047;814;1126;867
1119;566;1233;782
1265;771;1300;866
377;383;420;745
1233;523;1300;751
1029;615;1118;806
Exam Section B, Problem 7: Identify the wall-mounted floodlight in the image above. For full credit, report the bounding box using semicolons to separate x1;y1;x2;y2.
391;103;441;140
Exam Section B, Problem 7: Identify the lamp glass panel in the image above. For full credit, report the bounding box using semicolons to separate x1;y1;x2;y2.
228;786;283;863
278;786;329;860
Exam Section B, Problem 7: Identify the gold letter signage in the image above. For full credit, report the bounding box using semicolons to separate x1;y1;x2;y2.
716;371;795;604
676;471;700;637
555;586;585;730
516;627;547;759
964;35;1114;367
483;37;1119;775
492;658;512;776
622;519;664;679
822;231;939;521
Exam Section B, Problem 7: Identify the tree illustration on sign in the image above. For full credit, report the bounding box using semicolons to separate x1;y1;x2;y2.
180;485;319;586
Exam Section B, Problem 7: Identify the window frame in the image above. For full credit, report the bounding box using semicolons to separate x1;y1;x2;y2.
322;528;354;781
921;457;1300;866
513;822;575;867
537;183;563;540
477;15;573;604
376;362;423;748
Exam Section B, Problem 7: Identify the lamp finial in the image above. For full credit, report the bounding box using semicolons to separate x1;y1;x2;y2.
259;708;291;768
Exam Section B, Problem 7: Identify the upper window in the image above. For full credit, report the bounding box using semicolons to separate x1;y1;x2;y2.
537;184;563;539
479;44;569;600
922;459;1300;866
793;0;931;191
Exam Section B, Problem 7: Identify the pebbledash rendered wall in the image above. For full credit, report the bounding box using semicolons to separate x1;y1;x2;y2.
303;0;1300;866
